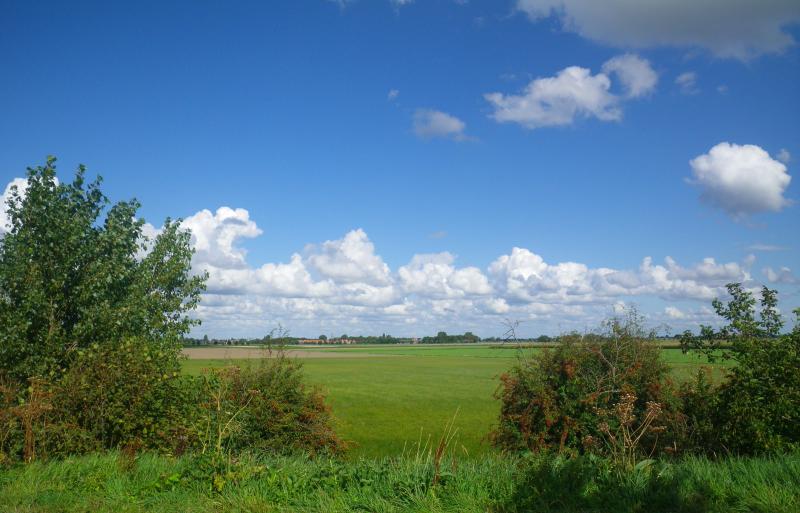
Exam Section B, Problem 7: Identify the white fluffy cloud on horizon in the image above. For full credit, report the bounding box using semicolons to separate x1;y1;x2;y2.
1;164;795;338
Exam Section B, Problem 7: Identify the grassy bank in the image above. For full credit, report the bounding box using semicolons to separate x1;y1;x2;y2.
1;451;797;513
182;345;728;458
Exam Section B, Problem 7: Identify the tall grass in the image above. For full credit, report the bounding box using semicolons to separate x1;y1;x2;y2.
1;451;797;513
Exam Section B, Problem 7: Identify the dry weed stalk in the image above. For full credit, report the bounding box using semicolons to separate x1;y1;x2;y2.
596;391;665;469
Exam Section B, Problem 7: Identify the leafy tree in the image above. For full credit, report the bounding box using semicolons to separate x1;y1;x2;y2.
681;283;800;454
0;157;206;383
680;283;782;362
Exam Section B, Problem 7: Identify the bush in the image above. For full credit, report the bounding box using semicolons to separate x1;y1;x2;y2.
491;310;684;462
45;338;203;456
196;353;344;457
0;338;203;462
681;284;800;455
1;348;344;463
714;332;800;454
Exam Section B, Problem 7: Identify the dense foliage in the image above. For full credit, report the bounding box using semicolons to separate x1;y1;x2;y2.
494;284;800;462
197;356;344;456
0;159;341;464
681;284;800;455
491;310;683;462
0;157;205;383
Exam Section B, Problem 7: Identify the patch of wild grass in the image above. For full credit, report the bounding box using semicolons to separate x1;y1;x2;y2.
1;452;798;513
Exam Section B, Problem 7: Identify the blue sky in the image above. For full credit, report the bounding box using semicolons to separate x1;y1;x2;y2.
1;0;799;338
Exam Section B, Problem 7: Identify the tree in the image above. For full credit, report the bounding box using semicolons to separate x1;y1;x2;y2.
681;283;800;454
0;157;206;382
680;283;783;363
319;335;327;341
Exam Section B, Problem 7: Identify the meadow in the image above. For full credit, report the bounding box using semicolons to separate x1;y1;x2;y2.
182;344;729;458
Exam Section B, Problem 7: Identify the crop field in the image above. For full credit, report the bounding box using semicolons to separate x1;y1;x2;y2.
182;344;728;458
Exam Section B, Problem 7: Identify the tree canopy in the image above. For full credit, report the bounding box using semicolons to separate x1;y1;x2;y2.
0;157;206;382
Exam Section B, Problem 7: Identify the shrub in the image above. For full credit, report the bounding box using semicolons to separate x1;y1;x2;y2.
681;284;800;455
196;353;344;457
0;338;203;462
45;338;203;456
491;309;684;462
714;331;800;454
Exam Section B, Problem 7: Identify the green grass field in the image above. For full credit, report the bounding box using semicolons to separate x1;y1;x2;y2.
3;451;799;513
182;345;728;458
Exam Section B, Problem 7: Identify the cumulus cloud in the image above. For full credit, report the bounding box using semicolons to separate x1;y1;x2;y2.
413;109;469;141
398;253;492;298
515;0;800;60
689;142;792;218
485;66;618;129
484;54;655;129
601;54;658;98
675;72;699;94
489;247;752;304
763;266;798;284
0;178;28;234
4;173;795;336
305;229;392;286
664;306;686;319
777;149;791;164
181;215;768;335
181;207;262;269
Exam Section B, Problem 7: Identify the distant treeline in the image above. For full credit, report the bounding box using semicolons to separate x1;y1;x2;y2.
180;332;586;346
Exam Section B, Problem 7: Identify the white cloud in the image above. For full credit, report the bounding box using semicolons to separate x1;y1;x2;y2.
181;207;262;269
488;247;752;304
664;306;686;319
0;178;28;234
763;266;798;284
5;173;795;337
777;148;791;164
398;253;492;298
305;229;392;286
485;54;655;130
689;142;792;218
601;54;658;98
485;66;619;129
190;223;761;335
413;109;469;141
675;72;699;94
515;0;800;60
387;89;399;101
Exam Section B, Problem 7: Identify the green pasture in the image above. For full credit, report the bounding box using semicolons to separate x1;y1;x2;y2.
182;345;727;458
